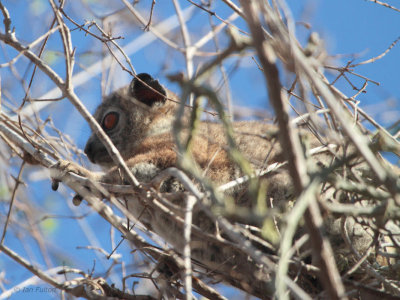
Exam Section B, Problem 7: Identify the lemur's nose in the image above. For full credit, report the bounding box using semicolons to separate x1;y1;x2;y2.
84;141;95;163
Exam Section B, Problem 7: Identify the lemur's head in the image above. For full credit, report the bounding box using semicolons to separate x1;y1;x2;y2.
84;73;177;167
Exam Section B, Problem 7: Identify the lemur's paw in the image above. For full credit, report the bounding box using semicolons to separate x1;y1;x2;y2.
51;160;88;178
50;160;87;206
50;159;88;191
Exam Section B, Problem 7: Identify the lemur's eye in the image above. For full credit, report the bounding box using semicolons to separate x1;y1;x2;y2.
102;112;119;131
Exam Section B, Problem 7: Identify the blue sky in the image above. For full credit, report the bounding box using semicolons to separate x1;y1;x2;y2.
0;1;399;299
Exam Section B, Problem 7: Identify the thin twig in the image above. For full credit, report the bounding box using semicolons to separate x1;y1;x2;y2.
350;36;400;67
183;195;196;300
0;162;25;244
365;0;400;13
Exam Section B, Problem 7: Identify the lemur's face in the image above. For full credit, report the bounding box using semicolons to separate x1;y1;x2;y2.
84;73;170;167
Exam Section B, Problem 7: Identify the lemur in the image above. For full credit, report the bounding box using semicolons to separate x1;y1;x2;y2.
51;73;396;298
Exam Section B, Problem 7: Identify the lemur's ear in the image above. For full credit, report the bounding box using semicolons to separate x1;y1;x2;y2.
129;73;166;106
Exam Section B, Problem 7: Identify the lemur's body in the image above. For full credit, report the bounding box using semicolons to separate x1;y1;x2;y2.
82;73;293;199
52;73;394;297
